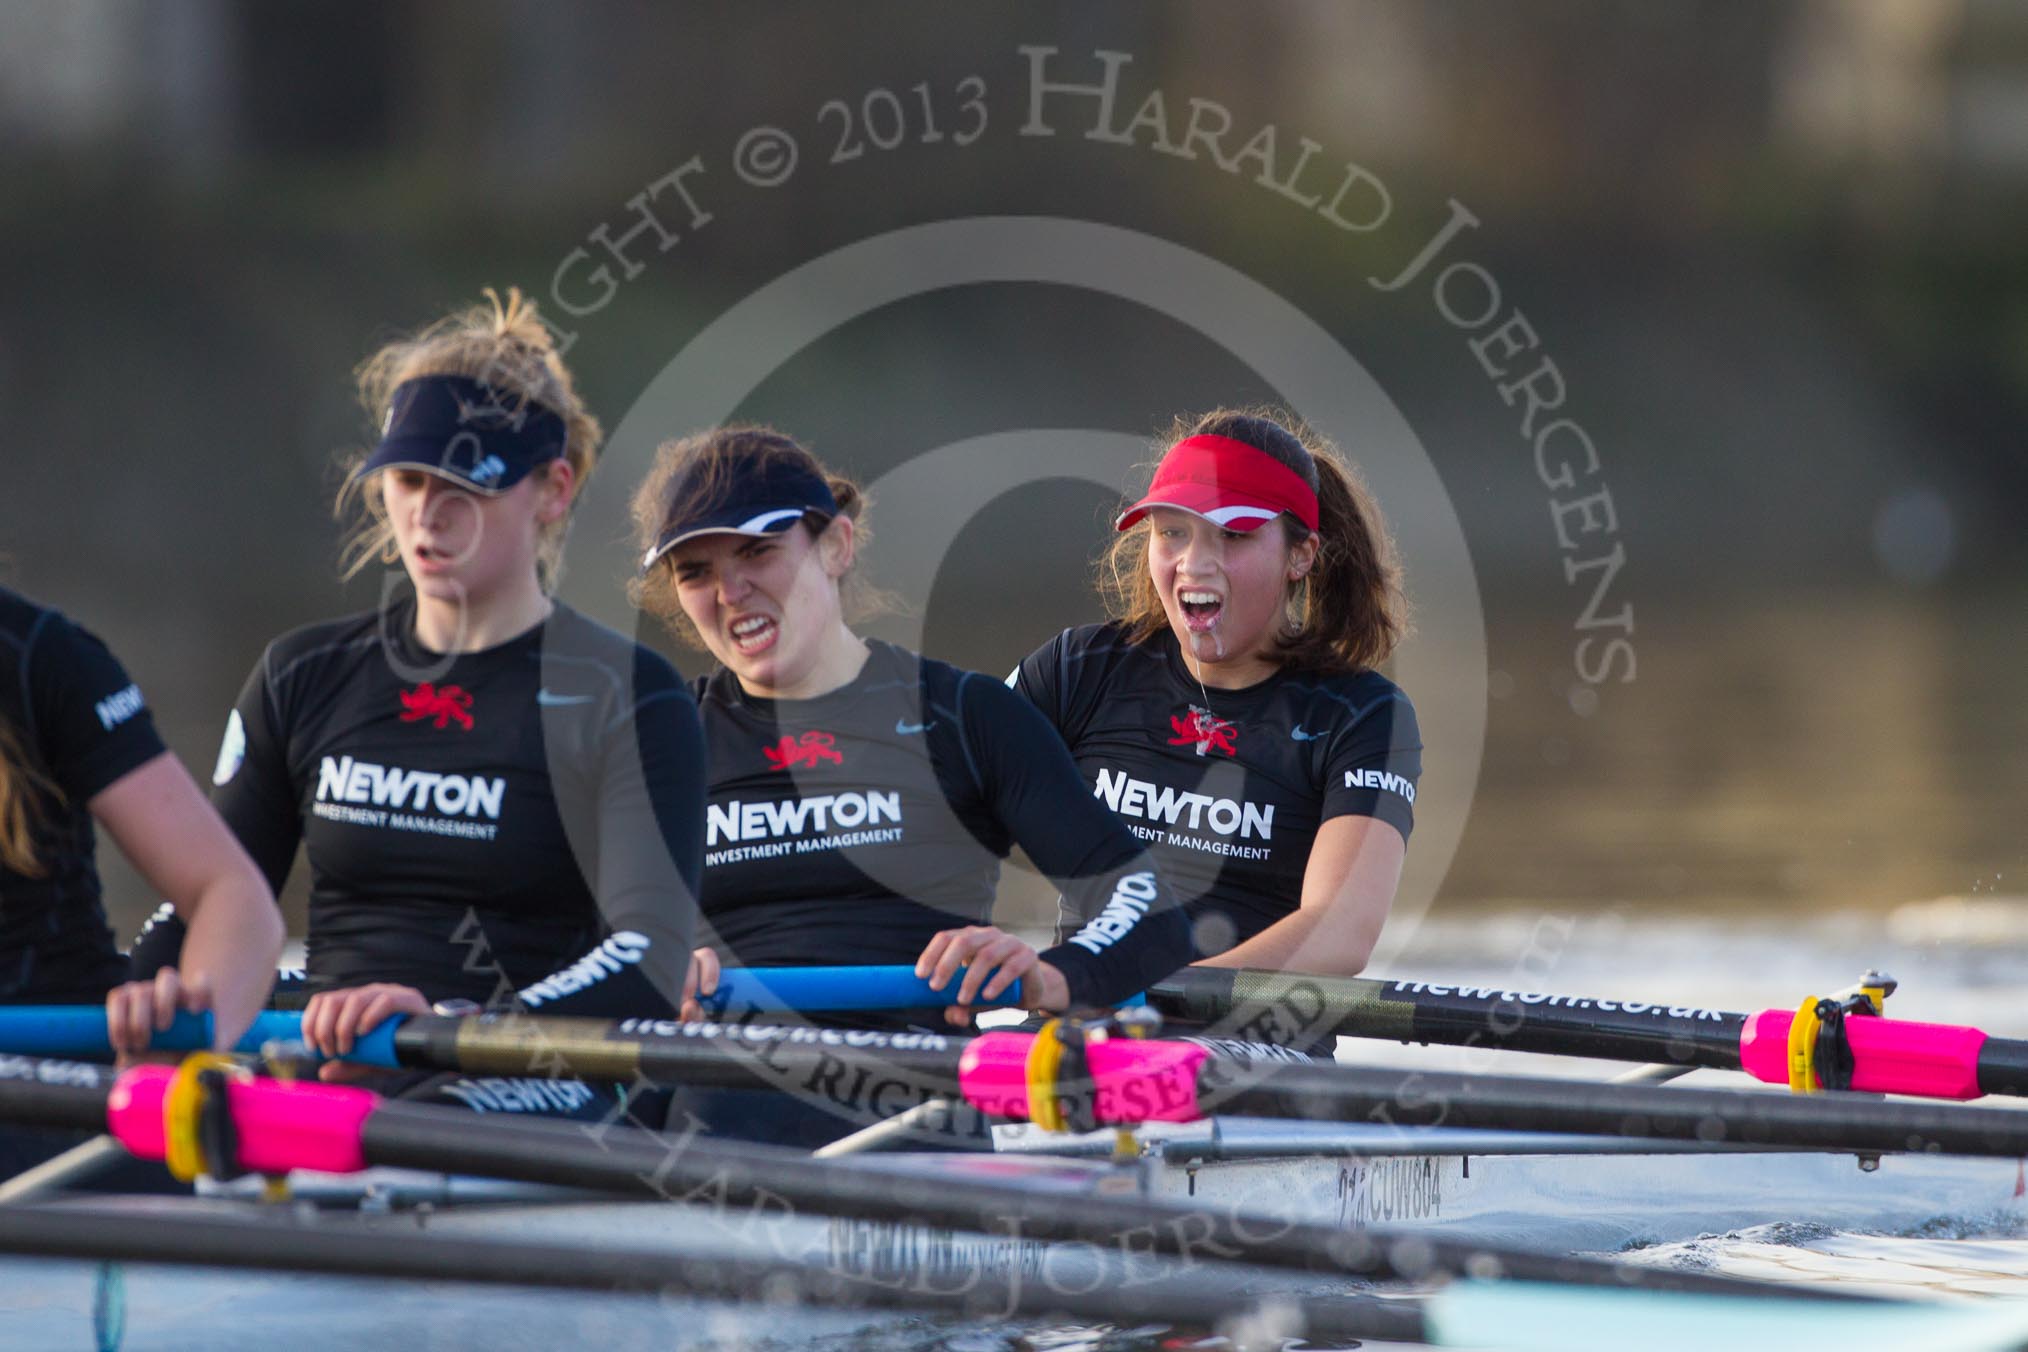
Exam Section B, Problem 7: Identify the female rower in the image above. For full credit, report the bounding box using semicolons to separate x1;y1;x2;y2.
0;587;280;1054
132;290;705;1081
630;428;1194;1049
1012;409;1421;979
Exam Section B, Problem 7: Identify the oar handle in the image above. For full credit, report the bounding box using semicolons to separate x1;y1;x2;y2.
0;1008;402;1068
0;964;1017;1067
701;965;1024;1014
242;1013;402;1068
0;1005;172;1058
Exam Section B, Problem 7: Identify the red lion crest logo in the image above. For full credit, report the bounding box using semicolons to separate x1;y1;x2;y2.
1168;707;1237;757
399;682;475;732
763;729;843;771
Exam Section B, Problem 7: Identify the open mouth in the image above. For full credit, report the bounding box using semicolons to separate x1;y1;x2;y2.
1178;589;1223;632
729;613;778;655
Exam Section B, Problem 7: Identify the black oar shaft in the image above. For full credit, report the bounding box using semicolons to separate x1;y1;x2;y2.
1213;1062;2028;1157
357;1098;1815;1300
1155;970;2028;1101
0;1203;1431;1343
0;1051;1569;1296
1152;969;1747;1069
387;1014;2028;1159
393;1015;966;1095
1976;1041;2028;1099
0;1051;1853;1302
0;1058;119;1130
0;1053;1819;1314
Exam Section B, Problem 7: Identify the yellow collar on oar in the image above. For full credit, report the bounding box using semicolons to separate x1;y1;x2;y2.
1021;1012;1158;1147
1786;998;1827;1093
161;1052;242;1182
1024;1018;1070;1132
1787;976;1894;1093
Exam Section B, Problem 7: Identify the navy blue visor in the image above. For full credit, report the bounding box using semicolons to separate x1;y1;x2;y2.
642;454;838;571
355;375;568;496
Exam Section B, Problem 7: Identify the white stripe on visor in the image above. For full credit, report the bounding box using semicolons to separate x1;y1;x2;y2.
734;508;808;534
640;506;814;571
1201;504;1280;527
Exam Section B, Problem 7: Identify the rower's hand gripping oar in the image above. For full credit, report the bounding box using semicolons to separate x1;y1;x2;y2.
1149;965;2028;1101
692;964;1022;1017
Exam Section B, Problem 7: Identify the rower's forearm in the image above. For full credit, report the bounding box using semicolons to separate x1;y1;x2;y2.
1194;910;1327;971
1193;906;1376;975
178;879;285;1049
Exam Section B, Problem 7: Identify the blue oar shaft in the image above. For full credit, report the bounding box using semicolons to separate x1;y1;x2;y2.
702;965;1023;1015
0;1008;401;1065
0;965;1020;1065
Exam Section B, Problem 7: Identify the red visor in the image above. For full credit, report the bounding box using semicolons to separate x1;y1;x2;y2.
1114;435;1320;533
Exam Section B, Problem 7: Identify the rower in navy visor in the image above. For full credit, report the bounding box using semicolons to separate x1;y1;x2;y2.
133;290;705;1106
630;427;1196;1041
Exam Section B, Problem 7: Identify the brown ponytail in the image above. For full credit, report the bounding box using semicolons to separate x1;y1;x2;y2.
0;720;51;877
629;425;889;650
1100;407;1407;674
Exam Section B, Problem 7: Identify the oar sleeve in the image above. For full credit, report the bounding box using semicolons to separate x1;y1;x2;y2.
957;1029;1208;1123
1740;1008;1988;1099
105;1064;376;1174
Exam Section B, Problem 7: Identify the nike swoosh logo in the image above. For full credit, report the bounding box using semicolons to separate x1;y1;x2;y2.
537;690;595;707
895;719;936;736
1290;725;1326;742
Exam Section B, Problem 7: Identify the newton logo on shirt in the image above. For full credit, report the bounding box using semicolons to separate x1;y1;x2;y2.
708;791;902;845
94;684;144;732
1093;767;1273;840
315;755;506;819
212;710;247;786
1345;768;1416;803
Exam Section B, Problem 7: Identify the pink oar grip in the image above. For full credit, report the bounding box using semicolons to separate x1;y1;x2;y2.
106;1065;378;1173
957;1031;1210;1124
1739;1009;1988;1099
